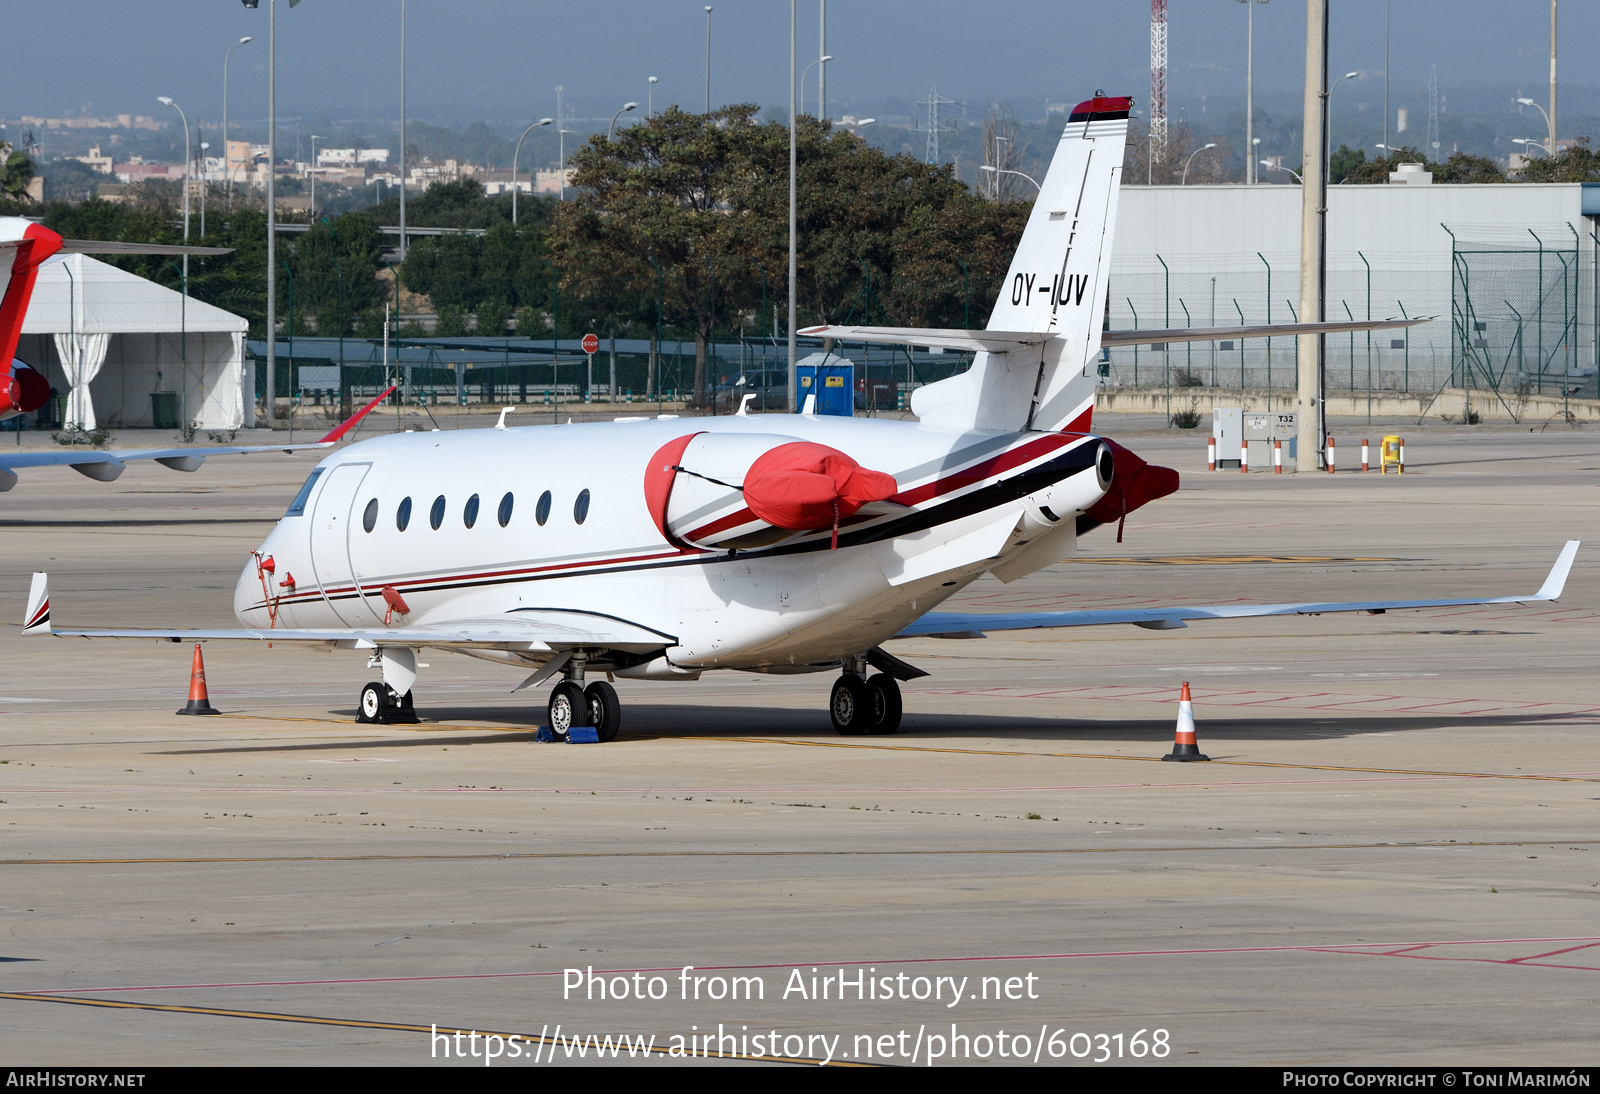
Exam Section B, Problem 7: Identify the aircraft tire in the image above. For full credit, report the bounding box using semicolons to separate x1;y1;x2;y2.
357;681;388;724
829;674;871;736
865;674;902;735
547;681;588;739
584;681;622;742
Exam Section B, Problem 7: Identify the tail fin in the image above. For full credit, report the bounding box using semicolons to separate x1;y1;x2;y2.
22;572;50;636
910;95;1130;433
0;218;64;422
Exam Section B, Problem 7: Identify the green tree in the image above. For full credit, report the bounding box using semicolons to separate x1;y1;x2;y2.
1516;141;1600;183
434;304;468;337
1330;144;1366;184
474;299;511;335
0;149;36;203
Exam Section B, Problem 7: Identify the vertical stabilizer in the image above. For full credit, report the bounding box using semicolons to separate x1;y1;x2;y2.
910;96;1130;433
0;218;64;421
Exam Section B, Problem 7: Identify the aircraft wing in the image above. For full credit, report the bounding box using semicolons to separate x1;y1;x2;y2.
1100;316;1435;347
896;541;1578;638
0;386;395;487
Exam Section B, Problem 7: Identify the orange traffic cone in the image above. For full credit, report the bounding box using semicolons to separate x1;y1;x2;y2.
1162;681;1209;761
176;643;220;716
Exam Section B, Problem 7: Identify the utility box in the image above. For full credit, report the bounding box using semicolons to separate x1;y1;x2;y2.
796;352;854;416
1212;406;1242;468
1244;411;1297;466
149;391;178;430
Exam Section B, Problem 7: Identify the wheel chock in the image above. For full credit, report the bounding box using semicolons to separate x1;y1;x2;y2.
534;726;556;743
567;727;600;744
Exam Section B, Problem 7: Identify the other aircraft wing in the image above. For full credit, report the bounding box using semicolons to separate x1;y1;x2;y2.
895;541;1578;638
0;386;395;488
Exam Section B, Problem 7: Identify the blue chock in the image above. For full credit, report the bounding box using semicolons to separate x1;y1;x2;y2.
567;727;600;744
534;726;556;743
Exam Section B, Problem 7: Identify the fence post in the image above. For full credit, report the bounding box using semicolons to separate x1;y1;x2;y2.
1359;251;1372;425
1127;298;1139;386
1158;254;1171;426
1258;253;1271;411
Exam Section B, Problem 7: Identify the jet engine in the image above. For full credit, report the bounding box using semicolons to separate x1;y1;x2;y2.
644;432;900;551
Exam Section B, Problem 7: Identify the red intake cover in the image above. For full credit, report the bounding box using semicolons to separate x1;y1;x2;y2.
13;364;49;413
741;442;899;531
643;432;705;546
1083;438;1179;526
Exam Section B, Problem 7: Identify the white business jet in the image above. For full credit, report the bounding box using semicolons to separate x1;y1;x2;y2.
0;218;349;487
23;95;1579;739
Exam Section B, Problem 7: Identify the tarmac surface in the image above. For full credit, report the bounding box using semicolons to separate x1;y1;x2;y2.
0;426;1596;1067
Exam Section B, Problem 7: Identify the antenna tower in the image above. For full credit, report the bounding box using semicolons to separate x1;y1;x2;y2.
1150;0;1168;179
915;83;957;164
1426;65;1440;159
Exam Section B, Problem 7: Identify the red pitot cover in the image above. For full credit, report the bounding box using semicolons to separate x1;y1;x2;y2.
741;442;899;532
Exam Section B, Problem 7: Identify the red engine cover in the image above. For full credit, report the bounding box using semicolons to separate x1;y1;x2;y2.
741;442;899;531
1083;438;1179;529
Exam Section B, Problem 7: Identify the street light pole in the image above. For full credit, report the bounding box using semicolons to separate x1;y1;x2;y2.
558;129;577;202
399;0;407;261
704;6;713;115
1296;0;1327;473
819;0;827;120
979;164;1041;192
512;117;553;225
648;76;658;117
608;102;639;142
1325;71;1360;181
157;97;191;308
1182;142;1217;184
800;55;833;117
199;141;209;235
222;35;250;207
1549;0;1557;156
787;0;797;409
309;134;320;218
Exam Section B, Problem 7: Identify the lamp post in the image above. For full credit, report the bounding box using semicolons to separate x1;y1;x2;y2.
244;0;307;428
608;102;639;141
309;134;320;218
157;97;191;302
819;0;828;120
558;129;577;202
1513;137;1552;157
978;164;1041;192
1261;160;1302;183
800;55;833;117
199;141;209;235
512;117;553;225
648;76;658;117
704;6;713;115
787;0;796;409
1182;142;1217;184
222;35;250;207
399;0;407;262
1238;0;1269;184
1326;71;1360;179
1517;98;1554;158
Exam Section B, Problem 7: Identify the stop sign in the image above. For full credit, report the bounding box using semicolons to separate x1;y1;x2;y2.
581;333;599;355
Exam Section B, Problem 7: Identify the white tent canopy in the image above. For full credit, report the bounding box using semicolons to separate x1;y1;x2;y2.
18;254;248;431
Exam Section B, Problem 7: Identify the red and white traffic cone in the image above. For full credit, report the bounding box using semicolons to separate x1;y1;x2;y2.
1207;436;1216;472
1162;682;1210;762
176;643;220;716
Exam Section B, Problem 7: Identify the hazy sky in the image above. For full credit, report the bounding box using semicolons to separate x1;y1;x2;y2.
5;2;1586;129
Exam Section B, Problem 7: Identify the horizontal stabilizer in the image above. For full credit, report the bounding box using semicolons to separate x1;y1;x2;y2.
1101;316;1435;347
57;239;235;257
895;541;1578;638
798;325;1049;354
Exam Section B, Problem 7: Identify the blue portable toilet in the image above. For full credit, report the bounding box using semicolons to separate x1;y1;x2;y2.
795;352;854;416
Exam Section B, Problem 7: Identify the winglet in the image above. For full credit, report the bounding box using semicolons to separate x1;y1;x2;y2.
318;385;398;444
1531;540;1580;601
22;572;50;636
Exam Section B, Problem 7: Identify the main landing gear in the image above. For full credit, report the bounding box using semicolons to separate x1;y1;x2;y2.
356;681;419;725
545;653;621;742
829;659;902;736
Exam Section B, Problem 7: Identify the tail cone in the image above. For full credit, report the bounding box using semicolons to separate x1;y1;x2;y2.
176;643;220;716
1162;681;1209;761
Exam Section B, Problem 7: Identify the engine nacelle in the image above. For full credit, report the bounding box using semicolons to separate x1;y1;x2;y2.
644;432;900;551
1019;440;1114;533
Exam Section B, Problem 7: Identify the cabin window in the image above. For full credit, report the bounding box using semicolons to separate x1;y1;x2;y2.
463;494;480;529
574;488;591;525
283;469;324;517
535;490;552;526
430;495;447;530
497;492;514;527
396;496;412;531
362;498;378;533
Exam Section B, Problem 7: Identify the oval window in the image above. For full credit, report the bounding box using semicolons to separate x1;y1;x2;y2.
535;490;552;526
574;488;591;525
362;498;379;533
430;495;447;530
497;491;514;528
396;496;412;532
463;494;480;529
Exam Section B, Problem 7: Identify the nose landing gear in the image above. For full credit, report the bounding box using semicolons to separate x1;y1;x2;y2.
356;680;419;725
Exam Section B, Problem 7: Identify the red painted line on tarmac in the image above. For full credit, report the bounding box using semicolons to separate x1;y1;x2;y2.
19;936;1600;997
